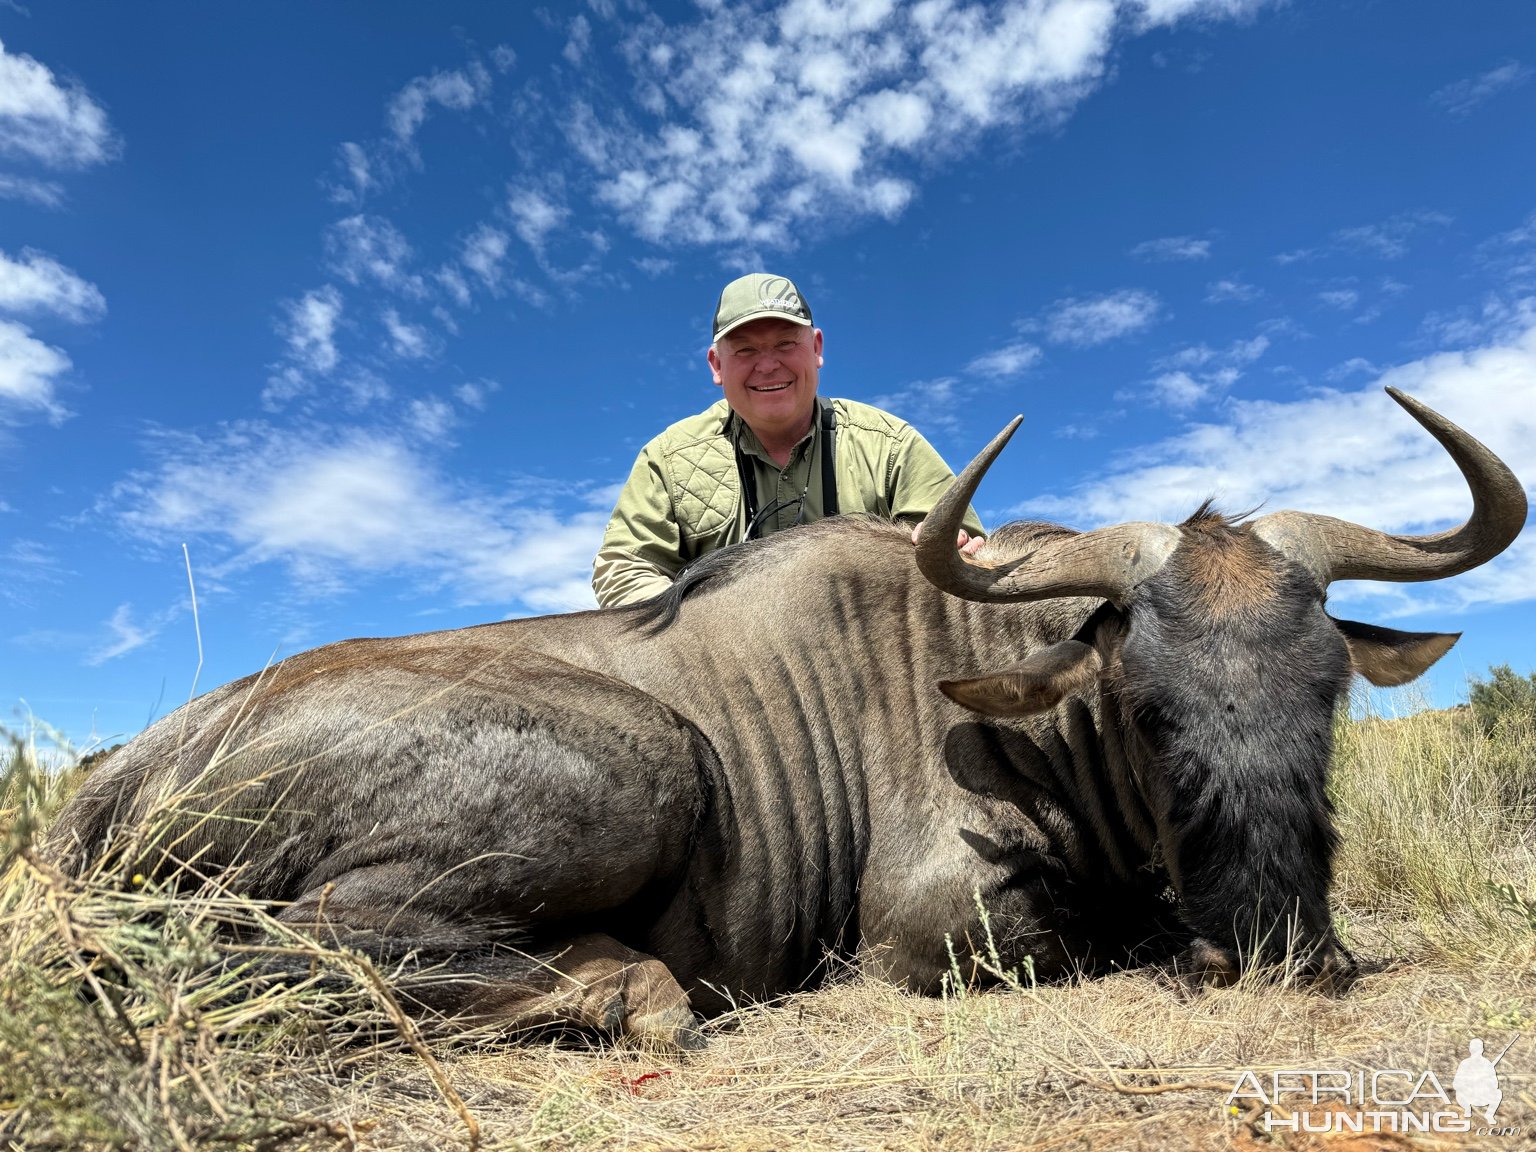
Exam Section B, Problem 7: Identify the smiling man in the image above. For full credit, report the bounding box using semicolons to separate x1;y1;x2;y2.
592;272;985;608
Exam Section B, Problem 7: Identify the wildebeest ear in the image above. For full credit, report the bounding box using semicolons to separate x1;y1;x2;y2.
1331;616;1460;687
938;640;1102;716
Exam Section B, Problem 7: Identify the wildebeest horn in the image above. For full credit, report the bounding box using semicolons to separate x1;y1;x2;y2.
1250;388;1528;586
916;416;1181;604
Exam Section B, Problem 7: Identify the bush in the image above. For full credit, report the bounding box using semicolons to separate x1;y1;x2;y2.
1470;663;1536;737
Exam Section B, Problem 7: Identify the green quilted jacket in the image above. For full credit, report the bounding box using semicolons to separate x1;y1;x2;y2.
592;397;984;608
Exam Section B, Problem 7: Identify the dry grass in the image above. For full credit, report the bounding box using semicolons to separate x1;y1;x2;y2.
3;700;1534;1151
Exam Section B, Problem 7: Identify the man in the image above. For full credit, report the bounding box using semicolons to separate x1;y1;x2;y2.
592;272;985;608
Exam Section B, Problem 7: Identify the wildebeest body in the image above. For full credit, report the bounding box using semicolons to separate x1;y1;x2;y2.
59;533;1151;1009
48;390;1527;1042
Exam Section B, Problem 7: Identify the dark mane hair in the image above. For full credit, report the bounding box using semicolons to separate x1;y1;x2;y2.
625;537;770;634
625;515;902;634
1181;498;1260;532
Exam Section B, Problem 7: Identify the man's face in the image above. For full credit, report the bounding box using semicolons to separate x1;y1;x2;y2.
708;318;823;443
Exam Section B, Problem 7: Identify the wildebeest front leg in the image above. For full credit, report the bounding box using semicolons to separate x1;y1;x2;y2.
456;932;703;1049
275;872;702;1048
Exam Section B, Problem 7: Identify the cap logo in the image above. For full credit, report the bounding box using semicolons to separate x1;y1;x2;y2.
757;276;804;316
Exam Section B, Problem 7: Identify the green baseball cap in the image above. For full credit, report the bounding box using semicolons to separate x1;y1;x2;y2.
711;273;814;342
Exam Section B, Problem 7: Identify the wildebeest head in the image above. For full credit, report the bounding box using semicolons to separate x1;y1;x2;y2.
917;388;1527;984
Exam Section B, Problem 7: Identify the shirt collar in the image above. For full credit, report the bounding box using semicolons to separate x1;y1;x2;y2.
726;399;824;464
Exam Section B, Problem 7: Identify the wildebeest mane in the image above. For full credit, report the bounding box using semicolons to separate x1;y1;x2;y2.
627;516;906;634
627;538;767;633
1182;498;1260;532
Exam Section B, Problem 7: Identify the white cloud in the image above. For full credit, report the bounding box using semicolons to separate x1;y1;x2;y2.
326;63;494;202
1430;61;1531;118
1142;332;1268;409
0;247;105;322
1318;288;1359;311
1159;334;1268;370
1147;371;1212;408
568;0;1264;247
0;38;116;168
1011;319;1536;616
1476;210;1536;291
1055;420;1107;440
1274;246;1318;266
1133;0;1271;27
0;173;64;207
1130;235;1210;261
330;141;372;203
865;376;963;438
509;188;569;253
455;380;494;409
383;308;432;360
1204;277;1261;304
966;341;1041;379
339;368;390;408
387;63;491;149
1420;294;1536;349
111;423;606;613
461;224;511;291
1275;212;1453;266
264;287;347;408
325;215;424;295
0;318;69;419
281;287;343;375
407;396;455;441
1044;288;1161;345
436;266;472;307
85;603;156;666
1333;211;1452;260
1325;356;1378;381
1;538;69;608
564;15;593;65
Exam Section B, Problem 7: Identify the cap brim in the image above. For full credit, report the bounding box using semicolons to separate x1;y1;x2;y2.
713;309;814;342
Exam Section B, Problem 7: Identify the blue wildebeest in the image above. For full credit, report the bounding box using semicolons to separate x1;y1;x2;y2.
47;389;1527;1047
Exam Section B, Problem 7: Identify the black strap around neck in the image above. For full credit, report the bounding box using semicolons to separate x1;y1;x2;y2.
820;400;838;516
735;401;839;538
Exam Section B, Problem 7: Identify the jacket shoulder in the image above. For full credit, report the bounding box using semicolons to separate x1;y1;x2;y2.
831;397;915;441
647;399;732;455
641;399;737;540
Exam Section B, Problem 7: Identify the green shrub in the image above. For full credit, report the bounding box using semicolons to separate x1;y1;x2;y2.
1470;663;1536;737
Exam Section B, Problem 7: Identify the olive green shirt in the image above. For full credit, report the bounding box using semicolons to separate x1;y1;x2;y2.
592;397;985;608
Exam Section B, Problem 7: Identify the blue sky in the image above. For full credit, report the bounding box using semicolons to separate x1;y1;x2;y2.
3;0;1534;750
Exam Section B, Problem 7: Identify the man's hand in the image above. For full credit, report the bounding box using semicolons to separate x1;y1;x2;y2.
911;521;986;557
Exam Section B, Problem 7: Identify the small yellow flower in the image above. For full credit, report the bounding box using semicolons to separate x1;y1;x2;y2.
132;873;145;886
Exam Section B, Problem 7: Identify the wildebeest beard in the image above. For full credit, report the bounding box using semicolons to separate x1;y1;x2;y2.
43;388;1525;1047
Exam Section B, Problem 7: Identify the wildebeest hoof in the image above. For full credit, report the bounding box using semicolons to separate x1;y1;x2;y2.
1182;938;1241;988
628;1005;707;1051
598;993;628;1035
671;1017;709;1052
1304;941;1359;995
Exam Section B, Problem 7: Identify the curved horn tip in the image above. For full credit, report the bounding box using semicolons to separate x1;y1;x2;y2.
1383;387;1443;427
1382;387;1467;441
988;415;1024;453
